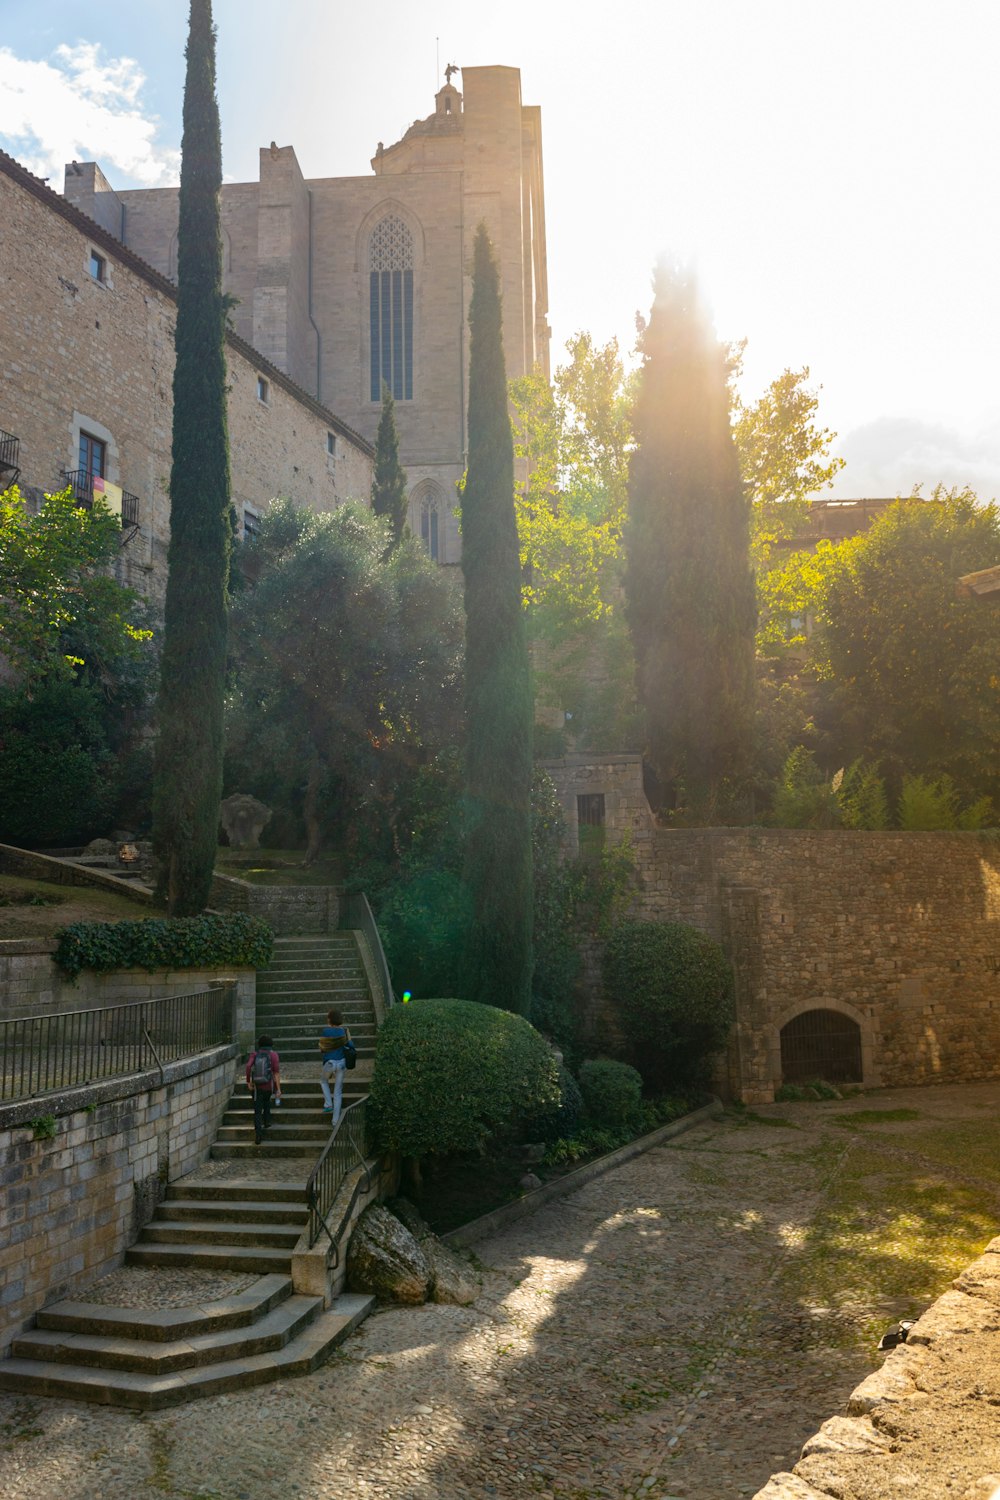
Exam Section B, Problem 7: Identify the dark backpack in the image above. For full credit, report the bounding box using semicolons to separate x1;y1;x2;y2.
251;1050;274;1086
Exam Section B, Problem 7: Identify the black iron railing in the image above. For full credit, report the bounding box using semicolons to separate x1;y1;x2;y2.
339;891;395;1015
63;470;140;536
0;987;233;1105
305;1096;370;1250
0;429;20;487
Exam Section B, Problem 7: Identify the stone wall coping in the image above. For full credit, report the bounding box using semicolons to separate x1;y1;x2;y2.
0;1041;239;1132
443;1098;724;1249
0;841;154;903
536;753;643;768
0;938;57;956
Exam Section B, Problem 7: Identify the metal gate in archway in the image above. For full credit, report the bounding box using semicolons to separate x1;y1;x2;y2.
780;1008;863;1084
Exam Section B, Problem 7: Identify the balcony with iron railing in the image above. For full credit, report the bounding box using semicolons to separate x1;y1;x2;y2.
0;429;21;489
64;469;140;539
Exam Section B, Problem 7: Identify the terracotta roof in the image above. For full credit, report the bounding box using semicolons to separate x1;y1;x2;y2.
0;149;373;457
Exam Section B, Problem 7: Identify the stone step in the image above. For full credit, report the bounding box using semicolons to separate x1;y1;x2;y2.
209;1141;323;1162
215;1123;332;1144
163;1182;304;1204
37;1274;293;1342
0;1295;374;1410
126;1242;294;1272
137;1219;302;1249
152;1198;307;1226
13;1295;322;1374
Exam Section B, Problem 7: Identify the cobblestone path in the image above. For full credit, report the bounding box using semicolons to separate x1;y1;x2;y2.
3;1082;999;1500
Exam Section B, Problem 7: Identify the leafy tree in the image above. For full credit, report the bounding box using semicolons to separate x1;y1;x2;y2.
461;225;533;1012
0;486;154;844
0;486;149;679
371;383;408;547
730;359;844;566
625;267;756;816
815;487;1000;805
227;499;463;864
511;335;640;751
152;0;232;914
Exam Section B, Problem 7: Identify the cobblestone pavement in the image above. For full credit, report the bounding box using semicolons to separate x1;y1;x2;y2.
2;1082;999;1500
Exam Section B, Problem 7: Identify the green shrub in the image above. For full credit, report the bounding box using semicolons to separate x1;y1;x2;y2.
578;1057;643;1128
525;1063;584;1143
836;760;890;830
377;865;470;999
369;998;560;1158
771;746;841;828
604;920;734;1087
54;913;273;978
898;773;992;831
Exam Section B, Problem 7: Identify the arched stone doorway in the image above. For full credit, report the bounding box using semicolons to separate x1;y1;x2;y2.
780;1008;864;1085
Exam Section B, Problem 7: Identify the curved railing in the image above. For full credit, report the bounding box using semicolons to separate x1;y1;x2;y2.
339;889;395;1017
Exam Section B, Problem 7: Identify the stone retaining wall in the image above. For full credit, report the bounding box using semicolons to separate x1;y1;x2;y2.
0;942;256;1043
0;1044;238;1358
209;873;338;935
753;1233;1000;1498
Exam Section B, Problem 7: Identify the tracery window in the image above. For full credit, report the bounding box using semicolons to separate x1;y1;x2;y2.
369;215;414;402
420;495;440;561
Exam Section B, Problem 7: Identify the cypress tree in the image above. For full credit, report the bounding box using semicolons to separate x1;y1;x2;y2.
371;383;408;547
461;225;533;1013
151;0;231;913
625;266;756;817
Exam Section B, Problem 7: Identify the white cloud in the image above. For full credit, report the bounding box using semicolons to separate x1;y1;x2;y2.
830;417;1000;505
0;41;179;188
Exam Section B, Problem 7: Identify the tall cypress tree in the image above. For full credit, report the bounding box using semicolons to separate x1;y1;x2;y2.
151;0;231;913
371;383;408;547
461;225;533;1013
625;265;756;817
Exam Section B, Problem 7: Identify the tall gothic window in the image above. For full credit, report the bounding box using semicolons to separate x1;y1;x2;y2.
370;215;414;402
420;495;440;561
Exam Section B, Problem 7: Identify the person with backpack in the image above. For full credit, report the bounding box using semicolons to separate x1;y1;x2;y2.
318;1008;352;1126
245;1033;281;1145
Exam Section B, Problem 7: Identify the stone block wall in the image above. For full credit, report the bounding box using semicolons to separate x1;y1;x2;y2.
209;873;338;935
0;1044;237;1357
0;945;255;1044
538;754;654;854
0;153;372;618
631;829;1000;1103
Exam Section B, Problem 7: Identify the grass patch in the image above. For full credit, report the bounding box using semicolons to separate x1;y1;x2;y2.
832;1108;922;1129
215;849;343;887
743;1111;800;1129
0;876;152;941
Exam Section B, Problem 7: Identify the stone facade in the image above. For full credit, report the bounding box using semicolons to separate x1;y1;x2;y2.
0;149;372;616
539;756;1000;1103
0;1044;236;1357
63;66;549;565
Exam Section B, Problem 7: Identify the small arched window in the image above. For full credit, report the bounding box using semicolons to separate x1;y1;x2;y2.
370;214;414;402
420;494;440;562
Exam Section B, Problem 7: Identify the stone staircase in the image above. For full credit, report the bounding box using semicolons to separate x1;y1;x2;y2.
0;930;383;1407
254;933;378;1067
0;1181;372;1408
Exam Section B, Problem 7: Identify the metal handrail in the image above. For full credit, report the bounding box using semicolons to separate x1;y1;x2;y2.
305;1096;371;1251
339;890;396;1012
0;987;233;1105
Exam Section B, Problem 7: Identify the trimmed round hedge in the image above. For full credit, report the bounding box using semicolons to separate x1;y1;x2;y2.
603;920;734;1084
578;1057;643;1128
369;998;560;1159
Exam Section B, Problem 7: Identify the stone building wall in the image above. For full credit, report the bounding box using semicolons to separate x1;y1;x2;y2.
63;66;549;565
0;151;372;616
0;1044;237;1357
538;755;1000;1103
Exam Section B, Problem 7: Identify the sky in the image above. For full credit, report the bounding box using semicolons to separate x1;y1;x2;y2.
3;0;999;501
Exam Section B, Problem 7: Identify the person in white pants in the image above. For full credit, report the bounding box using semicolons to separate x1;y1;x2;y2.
318;1007;350;1125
